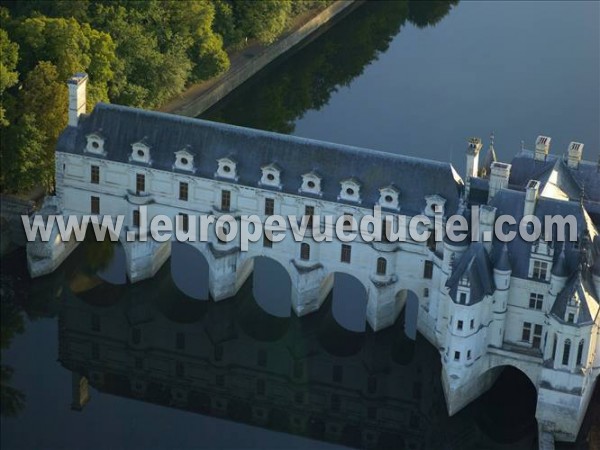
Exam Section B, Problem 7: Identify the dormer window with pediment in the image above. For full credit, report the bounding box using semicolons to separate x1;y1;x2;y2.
339;178;361;203
300;171;322;196
131;139;151;164
260;163;282;189
529;237;554;281
174;148;194;172
424;194;446;217
378;185;400;210
216;157;237;180
565;292;581;324
85;132;106;156
457;287;470;305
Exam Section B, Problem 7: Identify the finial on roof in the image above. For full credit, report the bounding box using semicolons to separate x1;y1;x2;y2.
490;131;495;147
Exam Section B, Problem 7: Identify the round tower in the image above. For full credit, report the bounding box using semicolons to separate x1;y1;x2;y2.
490;243;511;347
550;245;569;296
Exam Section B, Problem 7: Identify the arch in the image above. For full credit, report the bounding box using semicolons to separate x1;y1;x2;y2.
476;365;538;443
239;255;293;318
562;339;572;366
576;339;585;366
170;241;209;300
376;257;387;275
331;272;369;332
394;289;419;340
300;242;310;260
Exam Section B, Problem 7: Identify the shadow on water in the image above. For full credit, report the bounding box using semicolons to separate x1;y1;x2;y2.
202;1;458;133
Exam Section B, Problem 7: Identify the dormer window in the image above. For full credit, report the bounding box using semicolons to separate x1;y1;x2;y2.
131;140;151;164
174;148;194;172
216;157;237;180
378;185;400;210
260;163;282;189
300;171;322;196
339;178;361;203
85;133;105;155
424;194;446;217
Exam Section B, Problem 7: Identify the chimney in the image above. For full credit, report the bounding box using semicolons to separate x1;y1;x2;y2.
465;137;483;178
488;161;511;201
67;73;88;127
567;142;584;169
524;180;540;216
534;136;551;161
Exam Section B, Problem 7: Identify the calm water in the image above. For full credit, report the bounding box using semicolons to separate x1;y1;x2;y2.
2;1;599;449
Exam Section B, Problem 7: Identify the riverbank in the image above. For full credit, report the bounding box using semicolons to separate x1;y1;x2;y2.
159;0;361;118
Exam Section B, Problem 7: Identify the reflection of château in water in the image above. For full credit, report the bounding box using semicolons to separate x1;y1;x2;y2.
60;263;519;450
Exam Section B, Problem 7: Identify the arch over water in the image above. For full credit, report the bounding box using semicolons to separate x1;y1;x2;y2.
170;241;209;300
330;272;369;332
476;365;538;443
394;289;419;340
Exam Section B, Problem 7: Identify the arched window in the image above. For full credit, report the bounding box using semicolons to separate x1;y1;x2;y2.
300;243;310;261
376;257;387;275
562;339;571;366
551;334;557;360
576;339;585;366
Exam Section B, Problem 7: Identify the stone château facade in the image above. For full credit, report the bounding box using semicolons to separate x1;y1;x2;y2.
27;73;600;444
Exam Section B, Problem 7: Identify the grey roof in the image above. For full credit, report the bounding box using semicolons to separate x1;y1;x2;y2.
488;189;594;281
481;144;497;176
551;271;599;325
551;245;569;277
445;243;495;304
58;103;464;216
494;243;512;272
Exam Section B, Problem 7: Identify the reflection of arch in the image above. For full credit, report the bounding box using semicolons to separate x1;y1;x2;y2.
330;272;369;332
476;365;537;443
170;241;209;300
394;289;419;340
239;256;293;318
318;295;365;357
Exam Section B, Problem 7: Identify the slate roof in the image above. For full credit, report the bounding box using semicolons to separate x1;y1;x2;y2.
58;103;464;216
445;243;495;304
551;271;599;326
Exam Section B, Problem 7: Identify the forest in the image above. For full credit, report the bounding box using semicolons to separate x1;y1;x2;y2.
0;0;331;193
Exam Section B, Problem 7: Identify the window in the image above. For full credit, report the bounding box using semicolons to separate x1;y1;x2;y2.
176;332;185;350
522;322;531;342
343;213;354;232
532;260;548;280
341;244;351;263
333;365;343;383
91;196;100;214
136;173;145;194
467;350;472;360
178;213;189;232
427;232;436;251
457;320;463;331
91;165;99;184
423;288;429;298
576;340;585;366
552;334;557;360
470;319;474;330
263;233;272;248
179;182;188;201
221;190;231;211
91;314;100;332
529;293;543;310
265;198;274;216
562;339;571;365
567;313;575;323
423;260;433;279
532;324;543;348
376;257;387;275
300;243;310;260
459;292;467;304
454;351;460;361
304;205;314;228
133;210;140;228
257;349;267;367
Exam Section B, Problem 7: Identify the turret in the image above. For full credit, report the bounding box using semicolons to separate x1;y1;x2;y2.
550;245;569;295
68;73;88;127
465;137;482;179
480;132;497;178
491;243;511;347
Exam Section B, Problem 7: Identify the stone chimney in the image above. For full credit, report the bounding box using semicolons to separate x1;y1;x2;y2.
488;162;511;201
524;180;540;216
535;135;551;161
67;73;88;127
465;137;483;178
567;142;584;169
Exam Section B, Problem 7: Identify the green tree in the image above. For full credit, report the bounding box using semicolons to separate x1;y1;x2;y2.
232;0;292;44
0;28;19;126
